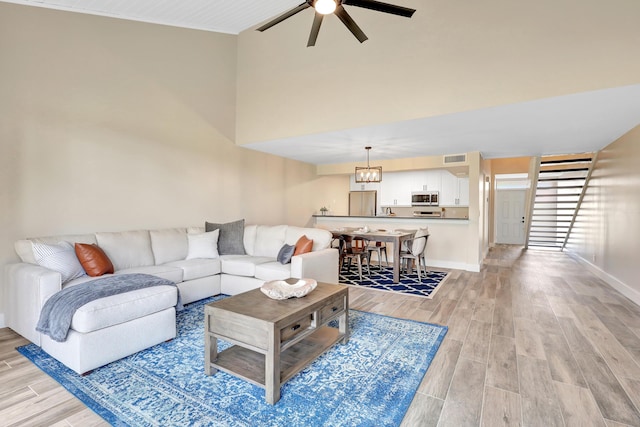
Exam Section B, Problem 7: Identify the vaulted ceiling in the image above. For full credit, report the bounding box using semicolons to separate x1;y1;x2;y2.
3;0;640;163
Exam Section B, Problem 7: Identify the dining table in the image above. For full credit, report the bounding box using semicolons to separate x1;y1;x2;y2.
330;228;416;283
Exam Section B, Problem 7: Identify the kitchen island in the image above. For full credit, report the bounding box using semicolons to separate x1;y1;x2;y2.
313;214;478;272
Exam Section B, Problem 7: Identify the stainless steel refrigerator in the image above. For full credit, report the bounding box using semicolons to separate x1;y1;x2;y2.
349;191;377;216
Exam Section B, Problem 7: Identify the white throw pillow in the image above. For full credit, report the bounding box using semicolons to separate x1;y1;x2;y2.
186;229;220;260
31;241;86;283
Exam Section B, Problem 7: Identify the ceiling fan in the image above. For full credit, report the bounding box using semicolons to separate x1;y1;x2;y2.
256;0;416;47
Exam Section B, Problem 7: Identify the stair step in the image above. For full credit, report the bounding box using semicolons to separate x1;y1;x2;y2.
541;157;593;165
539;167;589;173
537;184;585;189
538;177;586;182
528;243;563;249
531;214;574;217
535;193;582;197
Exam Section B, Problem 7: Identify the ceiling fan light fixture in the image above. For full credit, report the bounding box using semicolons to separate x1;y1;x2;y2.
355;146;383;183
315;0;337;15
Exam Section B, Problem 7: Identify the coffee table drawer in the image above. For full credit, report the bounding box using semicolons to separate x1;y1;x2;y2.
208;310;268;349
280;314;313;342
319;296;345;323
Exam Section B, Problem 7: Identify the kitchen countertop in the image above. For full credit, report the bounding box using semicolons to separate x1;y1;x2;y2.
312;215;468;220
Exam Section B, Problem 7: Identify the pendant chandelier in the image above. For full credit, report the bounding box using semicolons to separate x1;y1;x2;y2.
355;146;382;183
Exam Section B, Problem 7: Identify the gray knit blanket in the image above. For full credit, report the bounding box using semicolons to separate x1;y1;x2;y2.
36;273;182;342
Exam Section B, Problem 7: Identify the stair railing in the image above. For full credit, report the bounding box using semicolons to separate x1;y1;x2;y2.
524;156;541;249
561;151;599;250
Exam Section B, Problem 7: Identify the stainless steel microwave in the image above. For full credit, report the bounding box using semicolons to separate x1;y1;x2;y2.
411;191;439;206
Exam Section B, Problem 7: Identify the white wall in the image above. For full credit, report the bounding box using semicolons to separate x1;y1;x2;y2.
0;4;344;327
565;126;640;304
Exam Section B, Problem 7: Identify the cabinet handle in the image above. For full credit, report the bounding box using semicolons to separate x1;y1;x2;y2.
331;306;338;312
291;324;301;331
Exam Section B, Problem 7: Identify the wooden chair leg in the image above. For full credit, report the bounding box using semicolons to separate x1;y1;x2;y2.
365;253;371;275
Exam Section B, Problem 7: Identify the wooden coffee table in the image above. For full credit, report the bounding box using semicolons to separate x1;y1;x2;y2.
204;282;349;404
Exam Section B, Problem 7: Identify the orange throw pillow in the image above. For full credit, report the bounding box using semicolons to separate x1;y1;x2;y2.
294;235;313;256
75;243;114;277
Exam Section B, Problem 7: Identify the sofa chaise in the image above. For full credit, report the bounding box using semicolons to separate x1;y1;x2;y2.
4;223;338;374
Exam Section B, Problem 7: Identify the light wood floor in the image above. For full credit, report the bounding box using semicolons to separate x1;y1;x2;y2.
2;245;640;426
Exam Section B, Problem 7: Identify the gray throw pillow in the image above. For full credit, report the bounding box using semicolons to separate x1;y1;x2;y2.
205;219;246;255
277;244;295;264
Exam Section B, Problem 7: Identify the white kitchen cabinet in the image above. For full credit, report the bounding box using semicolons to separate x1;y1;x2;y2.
440;171;457;206
457;177;470;206
440;172;469;206
380;171;411;206
379;170;448;206
410;170;441;192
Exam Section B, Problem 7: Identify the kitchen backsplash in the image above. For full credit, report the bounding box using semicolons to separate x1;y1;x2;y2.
379;206;469;219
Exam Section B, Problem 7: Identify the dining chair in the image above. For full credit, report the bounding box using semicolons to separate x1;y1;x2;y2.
400;229;430;280
367;241;388;270
339;235;371;281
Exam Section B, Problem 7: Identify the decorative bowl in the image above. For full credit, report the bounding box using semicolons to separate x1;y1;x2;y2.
260;278;318;300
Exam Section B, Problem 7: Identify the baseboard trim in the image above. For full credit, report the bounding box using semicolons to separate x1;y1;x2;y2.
0;313;5;329
428;259;481;273
567;252;640;306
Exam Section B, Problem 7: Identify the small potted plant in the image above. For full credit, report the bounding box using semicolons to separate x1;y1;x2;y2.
320;206;329;216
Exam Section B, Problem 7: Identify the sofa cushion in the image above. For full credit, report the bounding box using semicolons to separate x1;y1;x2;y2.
294;235;313;256
150;228;188;265
205;219;246;255
75;243;114;277
277;244;295;264
95;230;155;271
165;258;221;281
242;225;258;255
254;261;292;281
31;241;86;284
286;227;332;251
15;234;97;264
220;255;273;277
70;285;178;334
116;265;183;284
252;225;288;257
186;230;219;260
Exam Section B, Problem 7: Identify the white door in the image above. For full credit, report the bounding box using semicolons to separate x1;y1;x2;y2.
495;190;526;244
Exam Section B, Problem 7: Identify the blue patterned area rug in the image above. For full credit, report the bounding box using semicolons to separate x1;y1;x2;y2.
18;296;447;427
340;265;450;298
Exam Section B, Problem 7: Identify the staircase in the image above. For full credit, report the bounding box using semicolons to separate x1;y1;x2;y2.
525;153;596;250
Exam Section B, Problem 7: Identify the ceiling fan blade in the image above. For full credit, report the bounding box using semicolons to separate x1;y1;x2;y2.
334;5;368;43
256;2;311;32
307;12;324;47
342;0;416;18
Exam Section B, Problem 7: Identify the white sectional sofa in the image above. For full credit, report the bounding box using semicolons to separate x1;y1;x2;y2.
5;224;337;374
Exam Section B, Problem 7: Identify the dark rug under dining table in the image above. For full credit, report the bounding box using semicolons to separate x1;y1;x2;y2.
339;265;450;298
